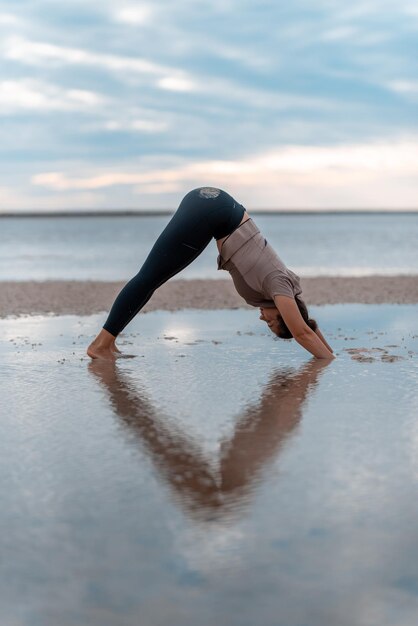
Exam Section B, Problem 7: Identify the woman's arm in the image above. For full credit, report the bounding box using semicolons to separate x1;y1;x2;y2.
273;295;335;360
293;328;335;359
314;326;334;353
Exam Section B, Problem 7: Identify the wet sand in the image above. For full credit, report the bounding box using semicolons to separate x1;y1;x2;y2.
1;306;418;626
1;275;417;318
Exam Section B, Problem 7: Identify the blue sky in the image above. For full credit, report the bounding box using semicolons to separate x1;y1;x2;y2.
1;0;417;211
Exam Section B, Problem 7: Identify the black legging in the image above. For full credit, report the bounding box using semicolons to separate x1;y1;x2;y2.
103;187;246;337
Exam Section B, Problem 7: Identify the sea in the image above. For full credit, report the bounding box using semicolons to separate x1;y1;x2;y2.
0;212;417;281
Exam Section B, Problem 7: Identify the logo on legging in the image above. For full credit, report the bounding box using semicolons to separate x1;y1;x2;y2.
198;187;221;199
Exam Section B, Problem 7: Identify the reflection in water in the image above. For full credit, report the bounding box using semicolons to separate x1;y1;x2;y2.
88;358;330;522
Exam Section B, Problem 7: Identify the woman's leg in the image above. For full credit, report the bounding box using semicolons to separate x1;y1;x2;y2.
87;187;245;359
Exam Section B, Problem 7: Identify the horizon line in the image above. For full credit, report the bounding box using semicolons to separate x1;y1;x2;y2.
1;208;418;217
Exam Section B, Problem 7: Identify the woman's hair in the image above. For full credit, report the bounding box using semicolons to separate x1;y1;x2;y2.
273;296;318;339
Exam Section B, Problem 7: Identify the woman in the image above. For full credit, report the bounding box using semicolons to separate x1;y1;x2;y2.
88;358;330;518
87;187;335;360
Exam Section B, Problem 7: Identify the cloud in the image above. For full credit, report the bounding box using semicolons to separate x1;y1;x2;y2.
157;76;196;92
386;80;418;95
206;41;273;71
0;12;19;25
3;36;196;91
30;137;418;209
104;119;169;133
320;26;358;41
113;5;154;25
320;25;390;45
0;184;105;211
0;0;417;211
0;79;105;113
2;37;338;113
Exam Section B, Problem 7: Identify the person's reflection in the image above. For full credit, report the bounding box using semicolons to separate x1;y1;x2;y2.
88;358;330;521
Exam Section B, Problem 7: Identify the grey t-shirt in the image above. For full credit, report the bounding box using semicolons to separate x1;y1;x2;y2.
217;218;302;307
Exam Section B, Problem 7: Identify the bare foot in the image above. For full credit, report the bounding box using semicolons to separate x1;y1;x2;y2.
87;344;120;360
87;328;120;360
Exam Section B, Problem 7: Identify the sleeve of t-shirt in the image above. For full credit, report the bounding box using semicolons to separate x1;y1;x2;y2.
262;272;295;299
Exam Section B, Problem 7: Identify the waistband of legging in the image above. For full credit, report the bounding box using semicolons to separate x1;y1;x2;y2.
219;218;261;264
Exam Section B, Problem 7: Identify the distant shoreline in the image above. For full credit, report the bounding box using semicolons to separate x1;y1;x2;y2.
1;276;417;318
1;209;418;217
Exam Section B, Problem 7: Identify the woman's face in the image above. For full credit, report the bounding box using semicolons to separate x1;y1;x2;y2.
259;306;281;334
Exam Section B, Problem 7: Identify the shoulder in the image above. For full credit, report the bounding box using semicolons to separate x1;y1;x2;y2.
262;271;294;298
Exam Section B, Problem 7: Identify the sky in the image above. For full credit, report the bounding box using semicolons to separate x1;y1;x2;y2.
0;0;417;212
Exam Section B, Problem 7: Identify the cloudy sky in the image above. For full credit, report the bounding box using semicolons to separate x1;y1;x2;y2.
1;0;417;212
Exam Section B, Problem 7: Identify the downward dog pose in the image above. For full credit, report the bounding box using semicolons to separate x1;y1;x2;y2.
88;358;330;518
87;187;335;360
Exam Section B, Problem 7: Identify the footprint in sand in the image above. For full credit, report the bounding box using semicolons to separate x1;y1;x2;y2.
183;340;207;345
344;347;379;362
380;354;405;362
344;347;405;363
344;347;387;355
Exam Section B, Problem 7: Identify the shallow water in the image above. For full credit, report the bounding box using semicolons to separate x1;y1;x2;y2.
1;305;418;626
1;213;418;280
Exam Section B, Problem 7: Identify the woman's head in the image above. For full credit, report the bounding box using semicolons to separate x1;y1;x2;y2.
259;297;317;339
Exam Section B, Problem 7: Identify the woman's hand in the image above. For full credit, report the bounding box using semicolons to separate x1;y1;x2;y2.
273;295;335;359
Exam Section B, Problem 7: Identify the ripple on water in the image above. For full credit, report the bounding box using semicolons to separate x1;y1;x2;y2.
0;305;417;626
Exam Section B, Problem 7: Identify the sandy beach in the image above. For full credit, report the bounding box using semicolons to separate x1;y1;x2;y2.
0;275;417;318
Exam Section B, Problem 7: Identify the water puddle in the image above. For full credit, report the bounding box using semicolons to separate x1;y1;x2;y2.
1;304;417;626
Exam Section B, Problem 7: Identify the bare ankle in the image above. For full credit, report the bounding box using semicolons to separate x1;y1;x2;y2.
91;328;117;348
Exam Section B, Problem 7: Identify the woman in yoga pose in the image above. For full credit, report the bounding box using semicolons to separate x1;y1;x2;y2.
87;187;335;360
